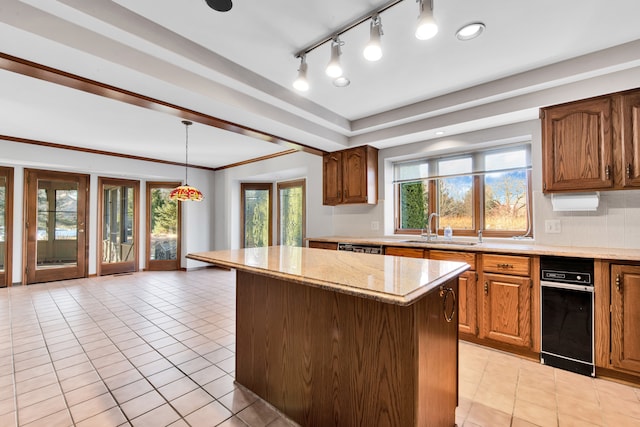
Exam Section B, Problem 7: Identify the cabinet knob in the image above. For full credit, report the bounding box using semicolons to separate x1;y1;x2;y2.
484;282;489;295
616;273;622;293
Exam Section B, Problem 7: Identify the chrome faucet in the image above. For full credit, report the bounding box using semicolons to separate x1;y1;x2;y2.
422;212;439;242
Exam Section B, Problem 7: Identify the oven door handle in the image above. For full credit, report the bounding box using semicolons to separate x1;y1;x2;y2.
540;280;594;292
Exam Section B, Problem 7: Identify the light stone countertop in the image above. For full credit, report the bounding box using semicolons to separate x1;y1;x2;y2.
187;246;470;306
308;236;640;261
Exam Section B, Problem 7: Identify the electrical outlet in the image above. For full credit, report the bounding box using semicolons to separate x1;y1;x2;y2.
544;219;561;234
370;221;379;231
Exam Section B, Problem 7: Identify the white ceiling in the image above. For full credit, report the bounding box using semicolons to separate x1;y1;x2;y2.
1;0;640;169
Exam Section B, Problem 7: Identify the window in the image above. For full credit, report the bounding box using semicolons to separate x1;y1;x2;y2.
241;183;272;248
277;180;305;246
395;144;532;238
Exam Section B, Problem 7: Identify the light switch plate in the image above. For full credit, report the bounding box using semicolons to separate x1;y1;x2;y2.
545;219;561;234
371;221;379;231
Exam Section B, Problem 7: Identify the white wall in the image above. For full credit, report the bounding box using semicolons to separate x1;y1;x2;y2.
212;151;333;250
0;138;215;283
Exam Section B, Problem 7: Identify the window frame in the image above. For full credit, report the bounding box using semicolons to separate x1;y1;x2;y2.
240;183;273;248
394;145;532;239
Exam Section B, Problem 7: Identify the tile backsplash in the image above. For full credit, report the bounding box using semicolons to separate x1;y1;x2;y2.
534;190;640;249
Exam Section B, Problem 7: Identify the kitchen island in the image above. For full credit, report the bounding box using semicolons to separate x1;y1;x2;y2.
187;246;470;427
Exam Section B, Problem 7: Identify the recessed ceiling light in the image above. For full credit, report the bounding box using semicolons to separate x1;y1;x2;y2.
333;76;350;87
456;22;485;41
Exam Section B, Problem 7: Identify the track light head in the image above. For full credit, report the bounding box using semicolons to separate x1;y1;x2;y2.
363;15;383;62
293;55;309;92
325;37;344;78
415;0;438;40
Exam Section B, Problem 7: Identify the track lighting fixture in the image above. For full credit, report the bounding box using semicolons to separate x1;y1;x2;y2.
325;37;344;78
415;0;438;40
292;55;309;92
363;14;383;62
291;0;479;90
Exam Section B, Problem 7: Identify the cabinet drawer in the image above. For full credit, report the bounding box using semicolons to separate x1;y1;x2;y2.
385;247;425;258
308;241;338;250
482;254;530;276
429;250;476;270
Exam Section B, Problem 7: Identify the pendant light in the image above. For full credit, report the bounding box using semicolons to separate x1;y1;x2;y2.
170;120;204;202
415;0;438;40
363;14;383;61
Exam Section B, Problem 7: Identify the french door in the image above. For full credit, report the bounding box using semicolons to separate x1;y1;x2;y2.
24;169;89;284
0;167;13;287
241;183;272;248
146;182;181;271
98;177;139;276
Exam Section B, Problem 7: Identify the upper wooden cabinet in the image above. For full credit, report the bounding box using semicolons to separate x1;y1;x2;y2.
323;146;378;205
541;88;640;193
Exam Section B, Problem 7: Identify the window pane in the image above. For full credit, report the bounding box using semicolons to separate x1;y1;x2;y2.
244;189;270;248
37;188;49;241
485;148;529;171
399;181;427;229
150;188;178;260
55;189;78;240
279;185;303;246
484;170;528;231
438;176;473;230
438;157;472;176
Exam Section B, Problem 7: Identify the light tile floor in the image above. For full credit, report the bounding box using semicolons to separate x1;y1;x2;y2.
0;269;638;427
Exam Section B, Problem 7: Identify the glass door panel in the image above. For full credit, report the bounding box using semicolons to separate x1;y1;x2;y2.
278;180;305;246
241;183;272;248
98;178;139;276
25;169;88;284
147;182;181;271
0;167;13;287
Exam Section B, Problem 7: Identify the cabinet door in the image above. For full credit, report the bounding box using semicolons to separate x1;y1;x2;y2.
541;97;613;192
611;264;640;373
342;147;368;204
458;271;477;336
308;241;338;250
323;152;342;205
620;92;640;188
481;273;531;348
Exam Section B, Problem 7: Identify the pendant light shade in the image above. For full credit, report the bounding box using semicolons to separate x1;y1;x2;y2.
363;15;383;61
415;0;438;40
325;37;344;78
170;120;204;202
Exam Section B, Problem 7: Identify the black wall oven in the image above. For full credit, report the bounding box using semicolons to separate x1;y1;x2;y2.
540;256;595;377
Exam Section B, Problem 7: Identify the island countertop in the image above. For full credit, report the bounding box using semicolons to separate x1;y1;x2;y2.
187;246;469;306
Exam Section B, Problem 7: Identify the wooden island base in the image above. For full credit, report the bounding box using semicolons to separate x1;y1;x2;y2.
235;270;459;427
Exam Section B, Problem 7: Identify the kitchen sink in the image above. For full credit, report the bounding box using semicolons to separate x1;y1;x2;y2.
402;240;478;246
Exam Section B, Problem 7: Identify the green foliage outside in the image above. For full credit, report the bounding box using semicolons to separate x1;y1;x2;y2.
280;186;303;246
400;181;427;229
151;189;177;234
245;190;269;248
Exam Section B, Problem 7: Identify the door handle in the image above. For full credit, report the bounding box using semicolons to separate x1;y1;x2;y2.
439;286;456;323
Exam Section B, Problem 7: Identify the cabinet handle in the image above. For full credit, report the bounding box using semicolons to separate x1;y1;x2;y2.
484;282;489;295
605;165;611;180
616;273;622;293
439;286;456;323
627;163;633;179
497;263;514;269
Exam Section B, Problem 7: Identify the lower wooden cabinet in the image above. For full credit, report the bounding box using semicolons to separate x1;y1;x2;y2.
480;273;531;348
611;264;640;374
385;246;425;258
